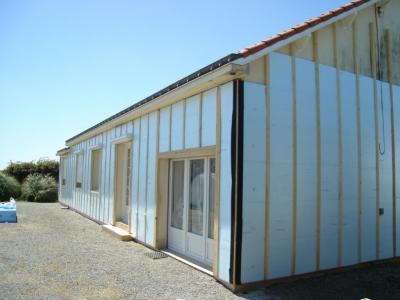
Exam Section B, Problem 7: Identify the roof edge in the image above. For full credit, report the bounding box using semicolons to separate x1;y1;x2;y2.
65;53;241;144
239;0;375;58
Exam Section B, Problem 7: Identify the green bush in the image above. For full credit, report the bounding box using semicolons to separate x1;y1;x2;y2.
21;174;58;202
3;159;59;183
0;172;21;200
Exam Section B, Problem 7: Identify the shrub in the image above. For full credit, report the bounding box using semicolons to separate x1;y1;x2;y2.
21;174;58;202
3;159;59;183
0;172;21;200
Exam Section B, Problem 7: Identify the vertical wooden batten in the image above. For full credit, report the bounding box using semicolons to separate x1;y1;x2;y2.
334;23;344;267
213;87;221;277
144;115;150;243
313;32;322;271
386;29;397;257
264;55;271;280
370;22;380;260
199;93;203;147
183;100;186;149
353;20;363;263
169;105;172;152
290;45;298;275
153;110;160;247
136;119;142;238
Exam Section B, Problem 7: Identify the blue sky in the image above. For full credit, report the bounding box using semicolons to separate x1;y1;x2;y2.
0;0;349;169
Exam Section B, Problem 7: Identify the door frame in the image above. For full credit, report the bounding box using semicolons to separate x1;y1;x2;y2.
167;156;215;266
111;135;133;231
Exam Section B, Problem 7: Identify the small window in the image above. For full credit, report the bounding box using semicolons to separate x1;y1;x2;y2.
90;149;102;192
61;157;67;186
75;153;83;188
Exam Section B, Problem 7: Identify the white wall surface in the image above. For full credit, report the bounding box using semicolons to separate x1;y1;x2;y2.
241;81;266;283
218;81;234;282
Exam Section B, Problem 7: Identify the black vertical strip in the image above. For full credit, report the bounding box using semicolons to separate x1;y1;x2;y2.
229;80;238;283
235;80;244;285
229;79;244;285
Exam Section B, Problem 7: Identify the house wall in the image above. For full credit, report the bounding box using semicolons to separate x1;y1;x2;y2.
240;0;400;284
59;81;236;283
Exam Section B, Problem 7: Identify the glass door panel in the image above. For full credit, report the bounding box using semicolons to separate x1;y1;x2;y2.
171;160;185;230
188;159;204;236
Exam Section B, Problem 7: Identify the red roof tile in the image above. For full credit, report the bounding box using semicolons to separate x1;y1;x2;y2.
239;0;371;58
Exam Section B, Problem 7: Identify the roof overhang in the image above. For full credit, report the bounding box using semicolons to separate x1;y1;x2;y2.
235;0;378;65
56;147;71;156
66;62;248;146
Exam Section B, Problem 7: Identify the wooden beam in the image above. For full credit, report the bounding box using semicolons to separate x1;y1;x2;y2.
313;31;322;271
290;44;298;275
353;20;363;264
144;114;150;243
386;29;397;258
135;119;142;238
153;110;160;247
199;93;203;147
264;54;271;280
370;22;380;260
157;146;216;160
213;87;221;277
334;22;344;267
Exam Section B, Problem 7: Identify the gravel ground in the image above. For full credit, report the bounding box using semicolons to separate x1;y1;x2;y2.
1;203;400;300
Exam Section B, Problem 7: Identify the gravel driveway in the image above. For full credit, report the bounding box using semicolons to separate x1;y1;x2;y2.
1;202;400;300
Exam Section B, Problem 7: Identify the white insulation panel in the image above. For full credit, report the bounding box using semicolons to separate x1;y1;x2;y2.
319;64;339;270
360;75;377;262
171;101;184;151
378;82;393;259
241;81;266;283
146;112;157;246
218;81;234;282
341;71;359;266
159;106;170;153
268;52;293;279
202;88;217;147
131;119;140;237
185;95;200;149
295;57;317;274
138;115;148;242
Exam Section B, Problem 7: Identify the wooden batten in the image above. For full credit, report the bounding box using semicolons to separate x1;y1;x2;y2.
386;29;397;257
182;100;186;149
334;22;344;267
313;31;322;271
290;44;298;276
144;114;150;243
135;119;142;238
153;110;160;247
353;20;363;263
199;93;203;147
158;146;216;160
264;54;271;280
370;22;380;260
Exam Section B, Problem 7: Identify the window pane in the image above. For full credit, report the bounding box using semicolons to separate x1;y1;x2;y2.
76;154;83;187
91;149;101;191
208;158;215;239
171;161;185;229
61;158;67;186
189;159;204;236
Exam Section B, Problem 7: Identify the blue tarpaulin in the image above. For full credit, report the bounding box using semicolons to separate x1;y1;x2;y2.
0;198;17;223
